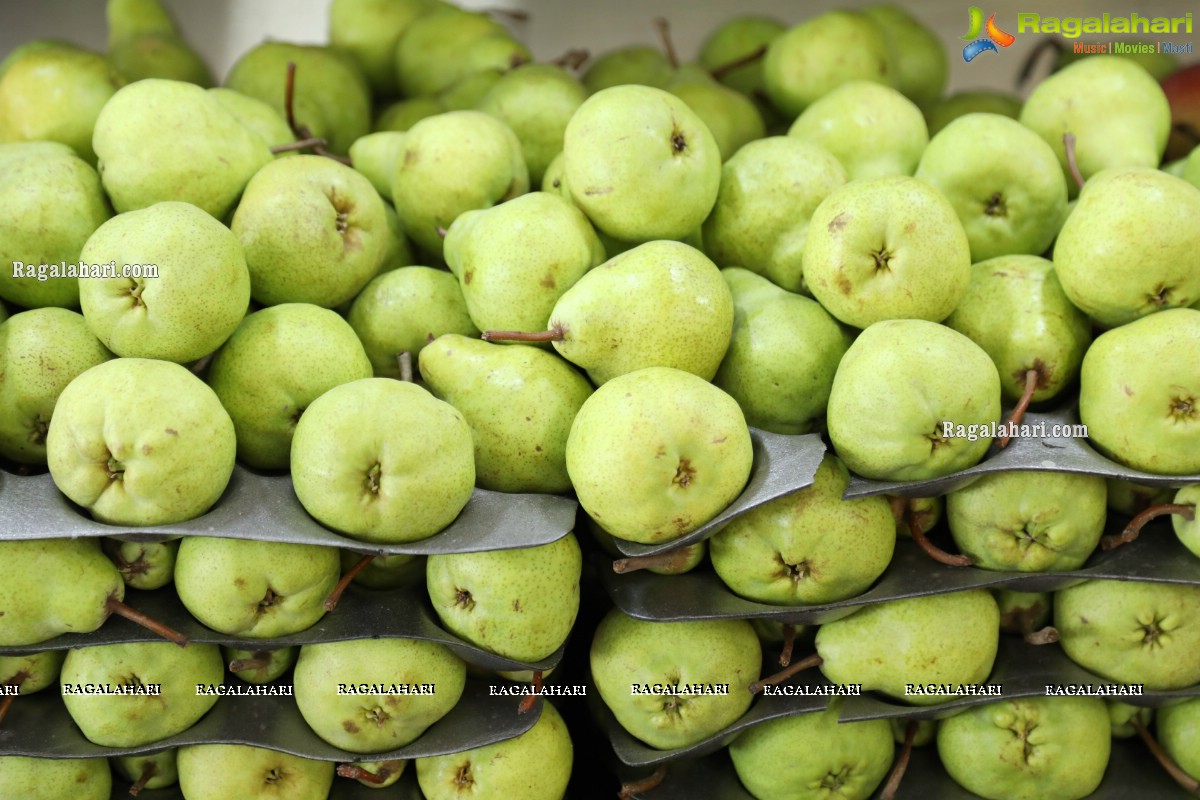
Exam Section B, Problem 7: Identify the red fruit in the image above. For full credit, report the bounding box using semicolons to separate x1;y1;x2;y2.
1162;63;1200;161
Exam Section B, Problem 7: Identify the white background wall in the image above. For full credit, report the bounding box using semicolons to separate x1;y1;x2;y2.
1;0;1196;98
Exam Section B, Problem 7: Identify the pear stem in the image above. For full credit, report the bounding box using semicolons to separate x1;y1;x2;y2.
1103;503;1195;551
1016;36;1064;88
779;623;797;667
228;651;272;673
270;136;328;154
999;368;1040;448
128;761;158;797
518;670;543;715
748;653;823;694
105;594;190;647
612;547;692;574
0;694;14;727
653;17;679;69
908;509;971;568
618;764;668;800
335;763;392;785
397;351;413;384
481;324;565;344
325;553;376;612
551;47;589;71
1024;625;1060;645
281;61;352;166
1132;716;1200;795
878;719;918;800
709;44;768;80
1063;132;1085;189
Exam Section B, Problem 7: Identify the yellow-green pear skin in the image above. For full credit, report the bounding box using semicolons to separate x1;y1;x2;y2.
566;367;753;545
698;16;786;99
925;91;1022;137
1173;485;1200;558
590;610;761;750
92;79;272;218
863;4;947;107
106;0;213;86
392;7;509;98
1158;698;1200;782
0;539;124;646
375;95;445;132
111;751;179;792
581;45;674;94
709;454;895;605
419;335;593;493
814;589;1000;705
349;131;406;200
0;650;67;695
416;700;572;800
0;757;112;800
177;744;334;800
207;87;294;153
668;76;766;163
329;0;434;96
426;534;581;663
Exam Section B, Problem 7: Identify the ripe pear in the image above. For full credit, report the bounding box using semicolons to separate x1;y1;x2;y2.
712;268;851;434
177;744;334;800
106;0;213;86
701;136;846;293
864;4;947;107
103;538;179;590
329;0;433;96
349;131;406;200
111;749;179;793
668;69;766;162
93;78;272;218
340;550;426;590
1172;484;1200;558
223;646;298;684
925;90;1022;136
1;650;66;696
0;141;112;309
419;335;593;493
393;6;510;97
1158;698;1200;782
581;45;674;93
375;95;444;132
566;366;753;545
697;15;786;99
0;757;111;800
207;86;294;153
994;589;1052;636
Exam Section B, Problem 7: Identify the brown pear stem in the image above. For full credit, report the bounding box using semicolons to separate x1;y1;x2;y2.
284;62;298;132
909;510;971;568
435;226;448;239
999;368;1040;448
778;623;797;667
270;136;328;154
709;44;768;80
1024;625;1060;645
325;553;376;612
481;325;565;344
228;652;272;673
518;670;543;715
336;763;391;785
888;495;909;527
748;653;823;694
1132;716;1200;795
618;764;668;799
0;694;14;727
128;761;158;797
1063;133;1085;189
653;17;679;68
1102;503;1195;551
397;351;413;384
1016;36;1064;88
552;48;589;70
105;594;189;647
612;547;691;574
879;719;918;800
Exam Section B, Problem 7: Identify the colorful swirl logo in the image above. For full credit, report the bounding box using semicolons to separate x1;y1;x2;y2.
961;7;1016;61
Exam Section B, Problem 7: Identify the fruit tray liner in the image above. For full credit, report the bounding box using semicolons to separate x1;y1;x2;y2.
618;736;1197;800
597;521;1200;625
592;634;1200;769
0;583;565;675
105;769;428;800
610;429;827;559
844;406;1200;499
0;677;540;762
0;463;578;556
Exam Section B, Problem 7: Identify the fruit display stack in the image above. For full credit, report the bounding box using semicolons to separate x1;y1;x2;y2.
1;0;1199;798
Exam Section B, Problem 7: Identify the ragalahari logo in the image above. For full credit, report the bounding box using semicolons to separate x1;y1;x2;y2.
962;7;1016;61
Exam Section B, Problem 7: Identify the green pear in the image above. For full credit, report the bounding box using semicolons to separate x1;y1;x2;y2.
1107;700;1153;739
225;42;371;156
426;534;581;663
289;378;475;543
0;141;112;310
476;63;587;187
815;589;1000;705
206;87;294;153
1056;579;1200;689
1172;485;1200;558
668;70;766;162
79;201;250;363
1078;308;1200;475
0;46;122;164
112;749;179;793
729;700;895;800
701;136;846;293
0;308;113;464
1019;57;1170;193
174;537;341;638
391;110;528;257
348;266;479;380
697;16;786;99
1158;698;1200;781
392;6;508;96
925;90;1022;137
937;696;1111;800
0;757;111;800
419;335;593;493
444;191;604;334
566;366;753;544
223;646;298;684
1053;168;1200;327
943;255;1091;406
375;95;445;132
293;637;467;753
763;11;890;120
826;319;1001;481
802;175;972;328
177;744;334;800
340;550;427;589
994;589;1052;635
207;303;373;469
1107;478;1173;516
1183;145;1200;189
891;495;943;539
93;79;272;218
789;81;928;180
590;609;761;749
47;357;236;526
864;4;947;108
232;154;389;308
916;114;1069;262
102;538;179;590
585;513;708;575
106;0;213;86
562;84;721;244
710;453;896;604
438;68;504;113
1;650;66;697
60;641;224;747
416;699;572;800
0;39;82;80
712;268;851;434
329;0;434;96
350;130;406;200
341;759;408;789
946;471;1107;571
581;45;674;94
